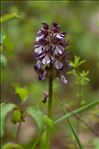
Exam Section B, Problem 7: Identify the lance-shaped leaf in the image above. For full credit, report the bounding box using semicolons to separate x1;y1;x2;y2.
0;13;20;24
2;143;24;149
27;107;44;133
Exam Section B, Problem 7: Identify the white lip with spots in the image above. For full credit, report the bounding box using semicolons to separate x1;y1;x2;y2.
56;33;64;39
42;55;50;65
54;60;63;69
61;75;67;84
34;46;43;54
55;46;63;55
36;34;44;41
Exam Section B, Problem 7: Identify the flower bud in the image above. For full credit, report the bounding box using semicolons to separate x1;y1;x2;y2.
11;109;21;124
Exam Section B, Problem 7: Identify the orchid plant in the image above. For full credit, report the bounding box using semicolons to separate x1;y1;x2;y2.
1;22;99;149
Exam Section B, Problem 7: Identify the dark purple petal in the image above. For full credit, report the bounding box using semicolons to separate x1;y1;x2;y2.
51;22;60;33
36;60;42;69
38;72;46;80
42;23;49;30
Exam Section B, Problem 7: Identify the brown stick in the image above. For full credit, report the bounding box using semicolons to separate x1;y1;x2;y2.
15;121;22;143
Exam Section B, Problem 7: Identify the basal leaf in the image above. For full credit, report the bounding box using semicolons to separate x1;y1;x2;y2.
27;107;44;133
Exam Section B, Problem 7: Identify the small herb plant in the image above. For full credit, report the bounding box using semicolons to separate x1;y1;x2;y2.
1;23;99;149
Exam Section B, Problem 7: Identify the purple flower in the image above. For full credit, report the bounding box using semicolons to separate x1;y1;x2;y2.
34;22;69;84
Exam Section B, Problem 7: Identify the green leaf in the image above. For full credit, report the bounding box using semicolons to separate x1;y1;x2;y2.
94;139;99;149
69;55;86;69
43;115;54;130
54;100;99;125
0;54;7;68
0;32;6;44
27;107;44;133
79;60;86;66
14;84;29;102
40;130;50;149
0;103;16;137
2;143;24;149
3;35;14;53
0;13;20;24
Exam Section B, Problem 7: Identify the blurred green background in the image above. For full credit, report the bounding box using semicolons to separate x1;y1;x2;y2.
1;1;99;148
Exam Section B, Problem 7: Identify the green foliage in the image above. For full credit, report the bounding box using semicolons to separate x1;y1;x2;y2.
3;35;14;54
14;84;29;102
75;70;90;86
40;130;50;149
43;115;54;130
0;54;7;68
94;139;99;149
54;100;99;125
69;55;86;69
68;55;90;89
11;109;21;124
57;97;83;149
0;13;20;24
27;107;44;133
0;32;6;45
2;143;24;149
0;103;16;137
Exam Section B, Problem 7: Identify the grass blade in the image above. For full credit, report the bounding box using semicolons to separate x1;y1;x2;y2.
56;97;83;149
54;100;99;125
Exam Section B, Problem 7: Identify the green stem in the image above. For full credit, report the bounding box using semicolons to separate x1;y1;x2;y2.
77;85;82;132
46;66;53;148
48;72;53;118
